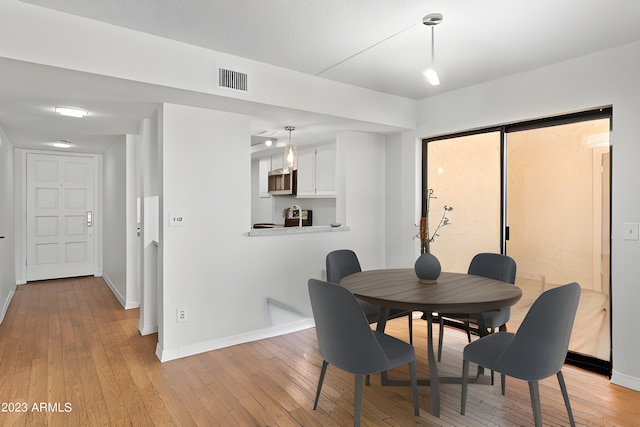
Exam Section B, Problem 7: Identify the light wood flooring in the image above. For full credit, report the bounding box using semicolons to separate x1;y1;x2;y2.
508;278;610;361
0;276;637;426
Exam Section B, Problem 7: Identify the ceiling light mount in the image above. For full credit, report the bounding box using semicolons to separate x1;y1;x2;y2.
422;13;443;27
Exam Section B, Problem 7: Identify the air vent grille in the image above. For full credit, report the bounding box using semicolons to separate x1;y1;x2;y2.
218;68;248;91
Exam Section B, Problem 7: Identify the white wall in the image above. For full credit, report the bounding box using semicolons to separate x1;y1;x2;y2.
138;116;160;335
125;134;139;308
385;132;421;268
0;126;16;323
338;131;387;263
250;158;273;223
103;138;132;307
102;135;139;309
157;105;389;360
388;41;640;391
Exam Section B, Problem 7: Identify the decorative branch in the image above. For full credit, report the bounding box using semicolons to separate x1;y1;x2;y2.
415;189;453;253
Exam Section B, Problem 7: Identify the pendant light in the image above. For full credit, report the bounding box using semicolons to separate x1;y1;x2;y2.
423;13;443;86
284;126;297;171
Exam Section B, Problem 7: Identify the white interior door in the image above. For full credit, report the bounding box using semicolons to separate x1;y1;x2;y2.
27;153;95;281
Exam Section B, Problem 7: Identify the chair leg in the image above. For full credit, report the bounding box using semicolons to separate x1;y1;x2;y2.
557;371;576;427
461;359;469;415
437;317;444;362
408;313;413;345
494;325;508;389
354;374;364;427
409;360;419;416
465;321;472;342
313;360;328;410
528;380;542;427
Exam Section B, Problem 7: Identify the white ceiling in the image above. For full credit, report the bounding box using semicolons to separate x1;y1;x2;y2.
3;0;640;153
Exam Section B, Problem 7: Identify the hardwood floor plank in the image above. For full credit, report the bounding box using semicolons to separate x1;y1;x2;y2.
1;277;639;426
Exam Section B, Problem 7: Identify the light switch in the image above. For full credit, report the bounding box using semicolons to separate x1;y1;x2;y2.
169;212;185;227
623;223;639;241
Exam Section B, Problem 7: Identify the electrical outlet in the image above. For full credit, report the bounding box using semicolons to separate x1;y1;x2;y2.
176;308;188;322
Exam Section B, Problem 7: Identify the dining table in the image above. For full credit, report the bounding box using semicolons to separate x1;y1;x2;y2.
341;268;522;417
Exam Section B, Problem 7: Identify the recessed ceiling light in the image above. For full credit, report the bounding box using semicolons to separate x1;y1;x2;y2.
265;140;273;147
52;140;73;148
55;107;88;118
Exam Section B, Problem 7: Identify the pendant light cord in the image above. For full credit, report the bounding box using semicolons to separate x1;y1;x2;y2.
431;26;435;62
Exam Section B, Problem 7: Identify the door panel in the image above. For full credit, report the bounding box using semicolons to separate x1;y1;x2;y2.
27;153;95;281
505;119;610;362
426;132;502;273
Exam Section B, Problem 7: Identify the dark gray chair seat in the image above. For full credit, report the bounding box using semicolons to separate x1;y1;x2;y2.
326;249;414;343
438;253;517;362
461;282;580;427
308;279;419;427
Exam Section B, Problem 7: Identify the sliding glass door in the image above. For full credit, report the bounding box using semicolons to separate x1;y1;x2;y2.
424;109;612;373
505;117;611;365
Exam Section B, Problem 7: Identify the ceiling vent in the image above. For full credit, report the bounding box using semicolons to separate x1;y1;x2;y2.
218;68;248;91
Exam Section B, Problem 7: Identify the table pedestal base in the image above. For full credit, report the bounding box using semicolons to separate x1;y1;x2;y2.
377;310;491;417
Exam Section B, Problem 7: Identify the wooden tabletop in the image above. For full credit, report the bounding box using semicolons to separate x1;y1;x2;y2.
341;269;522;314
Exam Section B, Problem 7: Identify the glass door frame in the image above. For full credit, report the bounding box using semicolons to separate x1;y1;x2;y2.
421;106;613;376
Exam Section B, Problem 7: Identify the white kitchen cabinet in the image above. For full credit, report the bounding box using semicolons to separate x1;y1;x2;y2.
258;157;271;198
271;153;283;171
296;143;335;197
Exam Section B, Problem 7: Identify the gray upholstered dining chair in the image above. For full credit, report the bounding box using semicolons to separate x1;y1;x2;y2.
461;282;580;427
308;279;419;427
326;249;414;344
437;252;517;361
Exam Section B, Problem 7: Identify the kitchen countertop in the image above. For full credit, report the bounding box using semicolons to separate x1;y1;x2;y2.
248;225;349;237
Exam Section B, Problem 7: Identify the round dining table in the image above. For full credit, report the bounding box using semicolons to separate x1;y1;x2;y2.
341;268;522;417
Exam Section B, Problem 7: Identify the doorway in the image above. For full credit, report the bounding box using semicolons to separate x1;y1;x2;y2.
424;108;612;374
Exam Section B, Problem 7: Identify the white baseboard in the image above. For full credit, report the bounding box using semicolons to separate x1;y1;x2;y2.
156;318;315;362
124;300;140;310
139;324;158;336
103;273;139;310
0;288;15;324
611;370;640;392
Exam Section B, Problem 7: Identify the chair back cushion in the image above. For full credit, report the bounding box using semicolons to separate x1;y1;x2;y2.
468;253;517;327
495;282;581;380
468;253;517;284
326;250;361;283
308;279;391;374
